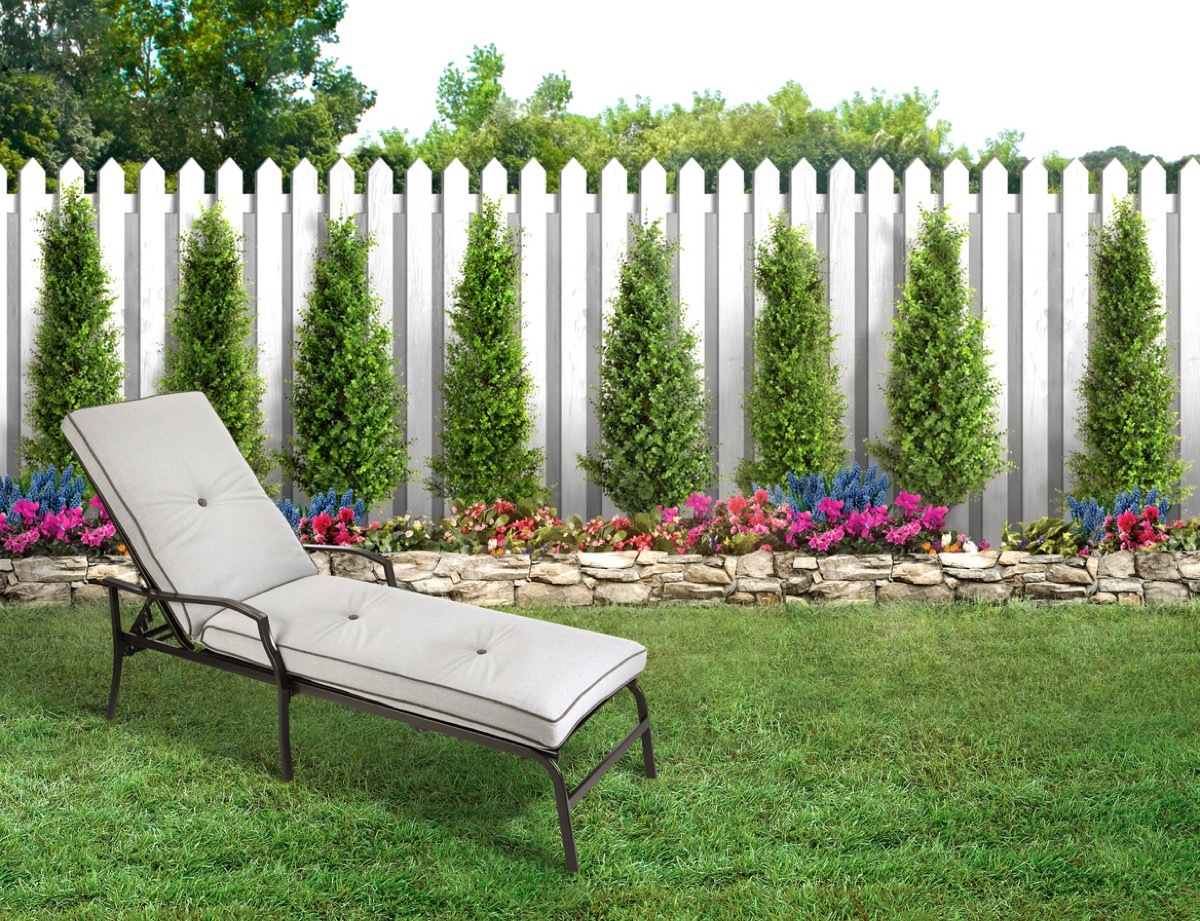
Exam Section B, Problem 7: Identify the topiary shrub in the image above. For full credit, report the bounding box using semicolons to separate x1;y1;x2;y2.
867;206;1008;507
283;214;409;507
431;196;543;503
739;213;846;490
580;219;713;512
1069;197;1188;501
159;202;269;483
22;184;123;470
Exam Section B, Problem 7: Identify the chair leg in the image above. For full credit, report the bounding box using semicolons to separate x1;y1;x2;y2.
277;685;294;782
106;643;124;721
542;758;579;873
629;680;657;779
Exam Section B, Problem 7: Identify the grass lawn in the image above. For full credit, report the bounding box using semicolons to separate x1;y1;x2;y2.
2;600;1200;919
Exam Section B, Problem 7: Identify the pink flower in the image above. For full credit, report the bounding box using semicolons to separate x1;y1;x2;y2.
1116;510;1138;534
311;512;334;537
686;493;713;518
817;497;844;521
1143;505;1160;524
753;489;770;506
884;520;921;545
4;529;41;555
919;505;948;532
80;522;116;548
13;498;40;524
894;492;922;516
660;506;680;526
808;526;844;552
727;495;748;517
338;507;355;524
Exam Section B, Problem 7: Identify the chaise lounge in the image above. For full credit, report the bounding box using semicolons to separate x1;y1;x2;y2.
62;392;656;871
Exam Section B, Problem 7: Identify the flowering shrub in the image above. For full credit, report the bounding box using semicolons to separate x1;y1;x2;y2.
276;489;375;546
1067;487;1170;547
362;514;439;553
670;490;789;555
1000;517;1082;556
532;510;686;555
1090;504;1176;553
0;494;120;557
762;463;889;524
440;498;565;554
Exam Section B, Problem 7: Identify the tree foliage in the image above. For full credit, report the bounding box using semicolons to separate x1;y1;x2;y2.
431;197;543;503
739;214;846;490
581;220;713;512
22;183;123;469
1069;197;1188;501
285;215;408;506
159;202;269;483
867;207;1008;507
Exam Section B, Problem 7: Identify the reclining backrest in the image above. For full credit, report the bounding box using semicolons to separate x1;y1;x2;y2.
62;393;317;636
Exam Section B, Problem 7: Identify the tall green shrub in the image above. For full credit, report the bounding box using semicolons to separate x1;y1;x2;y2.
284;215;409;506
431;197;543;503
159;203;269;482
1070;196;1187;500
867;206;1008;506
22;184;123;470
739;213;846;490
580;220;713;512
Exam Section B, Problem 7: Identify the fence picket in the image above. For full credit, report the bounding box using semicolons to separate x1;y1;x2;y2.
289;159;319;500
559;160;589;517
1021;160;1050;518
520;159;549;478
828;159;856;459
216;159;242;225
442;159;470;353
139;160;167;400
177;159;204;241
256;159;285;467
980;159;1010;539
18;160;47;443
405;160;434;518
640;159;667;229
866;160;895;466
1139;159;1167;315
328;159;355;221
598;159;627;517
1180;159;1200;517
0;164;6;470
1101;160;1128;224
97;160;127;398
903;160;933;253
717;159;747;495
789;159;816;242
1061;159;1089;497
678;159;706;359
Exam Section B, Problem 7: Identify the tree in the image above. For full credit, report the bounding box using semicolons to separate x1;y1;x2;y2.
159;202;269;483
1069;197;1187;501
285;215;408;506
22;183;123;469
867;207;1008;507
581;220;713;512
431;197;543;502
739;214;846;490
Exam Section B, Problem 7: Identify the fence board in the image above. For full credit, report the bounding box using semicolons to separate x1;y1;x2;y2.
980;159;1009;540
216;159;242;222
678;159;706;357
177;159;204;241
139;160;167;400
520;159;549;476
941;159;972;535
482;159;507;202
442;159;470;351
828;159;856;459
405;160;434;518
1101;160;1128;223
328;159;355;221
60;159;84;191
1181;159;1200;517
0;164;7;470
559;160;589;517
640;159;667;229
903;160;933;253
255;159;284;464
717;159;747;495
866;160;894;464
789;159;817;241
1061;159;1089;496
18;159;47;443
1140;159;1167;312
97;160;126;398
1021;160;1050;517
753;159;781;318
598;159;627;517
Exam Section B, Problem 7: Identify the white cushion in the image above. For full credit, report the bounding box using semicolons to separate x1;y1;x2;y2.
199;575;646;750
63;393;317;634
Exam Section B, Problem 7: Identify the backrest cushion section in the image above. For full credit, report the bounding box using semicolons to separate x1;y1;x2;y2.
63;393;316;635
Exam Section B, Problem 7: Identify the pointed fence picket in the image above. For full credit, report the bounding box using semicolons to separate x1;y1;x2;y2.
4;156;1200;538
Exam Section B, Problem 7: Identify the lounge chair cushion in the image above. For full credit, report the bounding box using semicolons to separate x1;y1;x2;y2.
198;575;647;750
63;394;317;634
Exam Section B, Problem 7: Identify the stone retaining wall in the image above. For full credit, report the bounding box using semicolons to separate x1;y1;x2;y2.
6;549;1200;608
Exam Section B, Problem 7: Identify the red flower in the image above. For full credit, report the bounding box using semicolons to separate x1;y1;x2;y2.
1143;505;1160;523
727;495;748;517
1116;510;1138;533
312;512;334;536
338;506;355;524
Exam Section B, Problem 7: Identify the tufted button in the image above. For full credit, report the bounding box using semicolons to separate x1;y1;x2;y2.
197;498;208;507
476;649;487;655
348;614;359;620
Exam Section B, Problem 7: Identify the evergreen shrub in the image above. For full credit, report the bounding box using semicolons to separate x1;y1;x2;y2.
159;203;269;482
284;215;409;506
867;206;1008;507
739;213;846;490
22;184;123;469
431;197;543;503
580;220;713;512
1069;197;1188;501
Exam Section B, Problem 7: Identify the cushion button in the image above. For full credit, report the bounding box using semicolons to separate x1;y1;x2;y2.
348;614;359;620
197;498;208;507
476;649;487;655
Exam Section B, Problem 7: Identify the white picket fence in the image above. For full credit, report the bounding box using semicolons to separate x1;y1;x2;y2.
3;154;1200;542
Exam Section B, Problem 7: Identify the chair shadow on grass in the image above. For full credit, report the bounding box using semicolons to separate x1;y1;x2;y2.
2;604;643;870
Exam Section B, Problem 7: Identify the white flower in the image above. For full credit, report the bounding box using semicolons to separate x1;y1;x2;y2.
962;540;978;553
941;532;953;546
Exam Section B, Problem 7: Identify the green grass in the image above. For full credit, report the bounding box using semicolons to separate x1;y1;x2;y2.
2;601;1200;919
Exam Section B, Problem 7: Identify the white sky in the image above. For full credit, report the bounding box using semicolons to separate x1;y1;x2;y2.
329;0;1196;163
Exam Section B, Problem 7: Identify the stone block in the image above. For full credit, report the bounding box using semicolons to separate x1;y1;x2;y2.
1046;564;1093;586
683;563;732;585
727;592;756;605
386;551;442;583
891;560;942;585
635;550;669;565
309;551;331;576
1021;572;1046;582
735;578;782;595
517;582;594;606
1136;553;1181;581
409;577;455;596
944;567;1002;582
582;566;642;582
329;551;376;582
818;554;892;582
530;561;582;585
1096;578;1143;595
3;581;72;605
1096;551;1135;578
1024;582;1088;601
576;551;637;569
954;581;1012;603
937;551;999;570
723;556;738;578
13;556;88;583
72;583;109;606
451;581;515;607
641;562;687;577
791;555;819;570
1090;592;1117;604
877;582;954;604
1002;562;1049;578
783;573;813;596
1178;554;1200;580
1086;556;1099;578
0;559;11;572
663;582;728;602
432;552;472;578
736;550;775;579
459;555;531;582
807;580;876;605
1118;593;1142;606
86;561;141;583
998;550;1030;566
1143;580;1190;604
772;552;796;578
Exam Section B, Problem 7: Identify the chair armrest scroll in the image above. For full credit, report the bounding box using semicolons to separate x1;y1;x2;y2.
98;577;289;681
302;544;397;587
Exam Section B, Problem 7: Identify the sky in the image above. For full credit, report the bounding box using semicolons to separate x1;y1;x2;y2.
328;0;1196;163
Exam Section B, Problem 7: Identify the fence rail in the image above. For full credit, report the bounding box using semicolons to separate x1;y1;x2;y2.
4;154;1199;541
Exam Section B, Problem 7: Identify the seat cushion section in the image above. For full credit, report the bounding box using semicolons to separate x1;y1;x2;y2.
62;393;316;635
198;576;646;750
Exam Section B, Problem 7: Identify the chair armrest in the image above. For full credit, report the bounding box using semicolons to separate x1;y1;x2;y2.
98;577;289;682
302;543;397;587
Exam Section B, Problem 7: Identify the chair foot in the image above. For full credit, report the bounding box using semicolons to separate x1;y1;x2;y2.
543;759;579;872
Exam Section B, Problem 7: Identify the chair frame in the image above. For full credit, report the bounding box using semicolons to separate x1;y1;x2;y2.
99;541;656;872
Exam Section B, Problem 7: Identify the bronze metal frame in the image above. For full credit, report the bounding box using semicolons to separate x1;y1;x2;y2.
99;541;655;872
